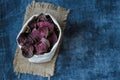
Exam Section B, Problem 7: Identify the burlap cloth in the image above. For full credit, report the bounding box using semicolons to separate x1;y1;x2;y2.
13;1;69;77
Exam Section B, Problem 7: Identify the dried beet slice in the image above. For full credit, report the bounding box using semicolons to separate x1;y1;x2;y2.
34;38;50;55
21;45;34;58
17;33;27;46
48;32;58;46
34;41;47;55
31;28;40;38
41;38;50;48
37;14;53;22
37;21;54;32
18;32;34;46
25;35;34;45
38;14;46;21
38;26;49;38
31;26;49;39
29;23;36;30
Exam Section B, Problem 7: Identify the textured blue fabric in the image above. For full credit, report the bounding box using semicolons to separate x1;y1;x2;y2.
0;0;120;80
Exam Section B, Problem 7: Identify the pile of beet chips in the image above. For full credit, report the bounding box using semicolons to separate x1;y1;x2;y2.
17;14;59;58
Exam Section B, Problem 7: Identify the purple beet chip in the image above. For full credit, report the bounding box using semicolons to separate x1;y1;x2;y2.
41;38;50;48
17;33;27;46
31;27;49;41
37;21;54;32
21;45;34;58
38;26;49;38
35;38;50;55
48;32;57;46
17;33;34;46
31;28;41;39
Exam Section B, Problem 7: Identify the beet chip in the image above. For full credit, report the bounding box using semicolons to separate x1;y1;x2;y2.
37;21;54;32
31;27;49;40
38;26;49;38
35;38;50;55
21;45;34;58
41;38;50;48
31;28;41;39
17;33;34;46
48;32;57;46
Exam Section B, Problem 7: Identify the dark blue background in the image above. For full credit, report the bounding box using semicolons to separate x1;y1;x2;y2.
0;0;120;80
